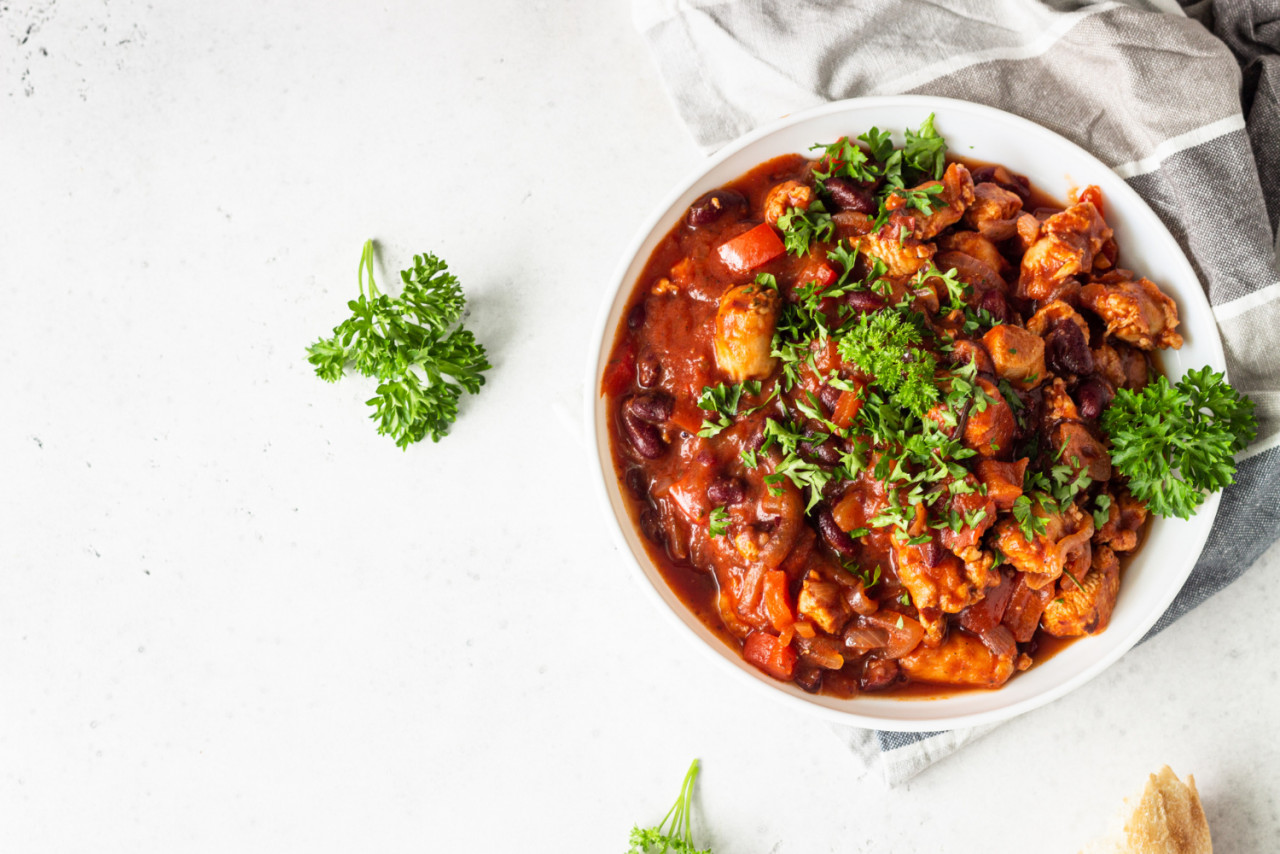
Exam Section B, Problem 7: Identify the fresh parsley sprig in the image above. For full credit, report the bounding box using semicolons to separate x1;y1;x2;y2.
696;380;772;437
307;240;490;447
777;200;835;256
837;310;940;417
628;759;712;854
1102;367;1256;519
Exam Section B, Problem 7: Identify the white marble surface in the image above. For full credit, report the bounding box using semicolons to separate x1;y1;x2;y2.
3;1;1277;851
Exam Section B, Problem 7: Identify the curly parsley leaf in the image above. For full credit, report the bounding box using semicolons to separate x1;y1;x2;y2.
1102;367;1256;519
837;310;940;417
628;759;712;854
307;240;490;447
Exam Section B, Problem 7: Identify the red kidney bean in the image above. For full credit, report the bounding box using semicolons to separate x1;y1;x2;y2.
793;664;823;693
639;507;665;545
859;658;902;692
626;302;646;330
846;290;885;315
801;437;842;466
915;537;944;568
1075;378;1114;420
979;289;1010;324
970;166;1031;201
818;383;842;414
626;391;673;424
622;410;665;459
686;189;746;226
1046;319;1093;376
624;467;648;499
815;505;859;559
636;352;662;389
1013;386;1043;441
825;177;877;214
707;476;746;506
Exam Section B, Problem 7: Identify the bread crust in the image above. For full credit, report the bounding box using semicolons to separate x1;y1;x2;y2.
1122;766;1212;854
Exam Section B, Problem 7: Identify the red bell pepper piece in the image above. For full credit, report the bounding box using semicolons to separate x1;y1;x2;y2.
717;223;785;273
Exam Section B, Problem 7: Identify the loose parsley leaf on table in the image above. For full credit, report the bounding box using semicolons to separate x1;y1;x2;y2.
628;759;712;854
1102;367;1256;519
307;240;490;448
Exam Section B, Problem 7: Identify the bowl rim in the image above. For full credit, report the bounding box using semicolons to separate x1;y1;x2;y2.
582;94;1224;731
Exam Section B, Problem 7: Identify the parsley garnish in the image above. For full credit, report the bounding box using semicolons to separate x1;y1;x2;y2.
1012;494;1048;541
627;759;712;854
307;240;491;447
696;380;769;437
1092;493;1113;530
777;199;835;256
707;506;730;538
837;310;940;417
809;137;879;188
1102;368;1256;519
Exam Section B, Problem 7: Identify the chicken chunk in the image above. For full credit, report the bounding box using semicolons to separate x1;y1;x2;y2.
983;324;1046;389
937;475;998;557
797;567;853;636
898;162;976;240
1080;277;1183;350
1018;202;1113;300
1027;300;1089;339
963;182;1024;241
963;377;1017;458
1043;376;1081;421
899;630;1015;688
1094;489;1148;553
763;180;814;226
713;283;780;382
1050;420;1112;481
854;223;935;277
1041;545;1121;637
993;502;1094;590
938;230;1009;274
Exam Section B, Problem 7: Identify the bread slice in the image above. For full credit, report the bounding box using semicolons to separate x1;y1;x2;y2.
1121;766;1212;854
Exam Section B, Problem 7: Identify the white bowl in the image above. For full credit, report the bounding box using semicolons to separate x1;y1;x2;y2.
584;95;1223;731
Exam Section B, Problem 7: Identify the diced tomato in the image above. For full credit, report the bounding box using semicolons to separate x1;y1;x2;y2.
743;630;797;681
830;385;865;429
667;399;705;436
762;570;794;631
976;458;1028;511
798;257;837;290
600;342;635;396
717;223;785;273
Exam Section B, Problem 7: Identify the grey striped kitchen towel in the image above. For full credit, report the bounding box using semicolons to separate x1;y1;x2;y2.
634;0;1280;785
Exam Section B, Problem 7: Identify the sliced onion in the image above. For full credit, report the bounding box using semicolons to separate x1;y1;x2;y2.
978;624;1017;662
863;611;925;659
843;625;890;653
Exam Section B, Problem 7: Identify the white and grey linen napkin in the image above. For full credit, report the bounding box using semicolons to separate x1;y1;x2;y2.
634;0;1280;785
